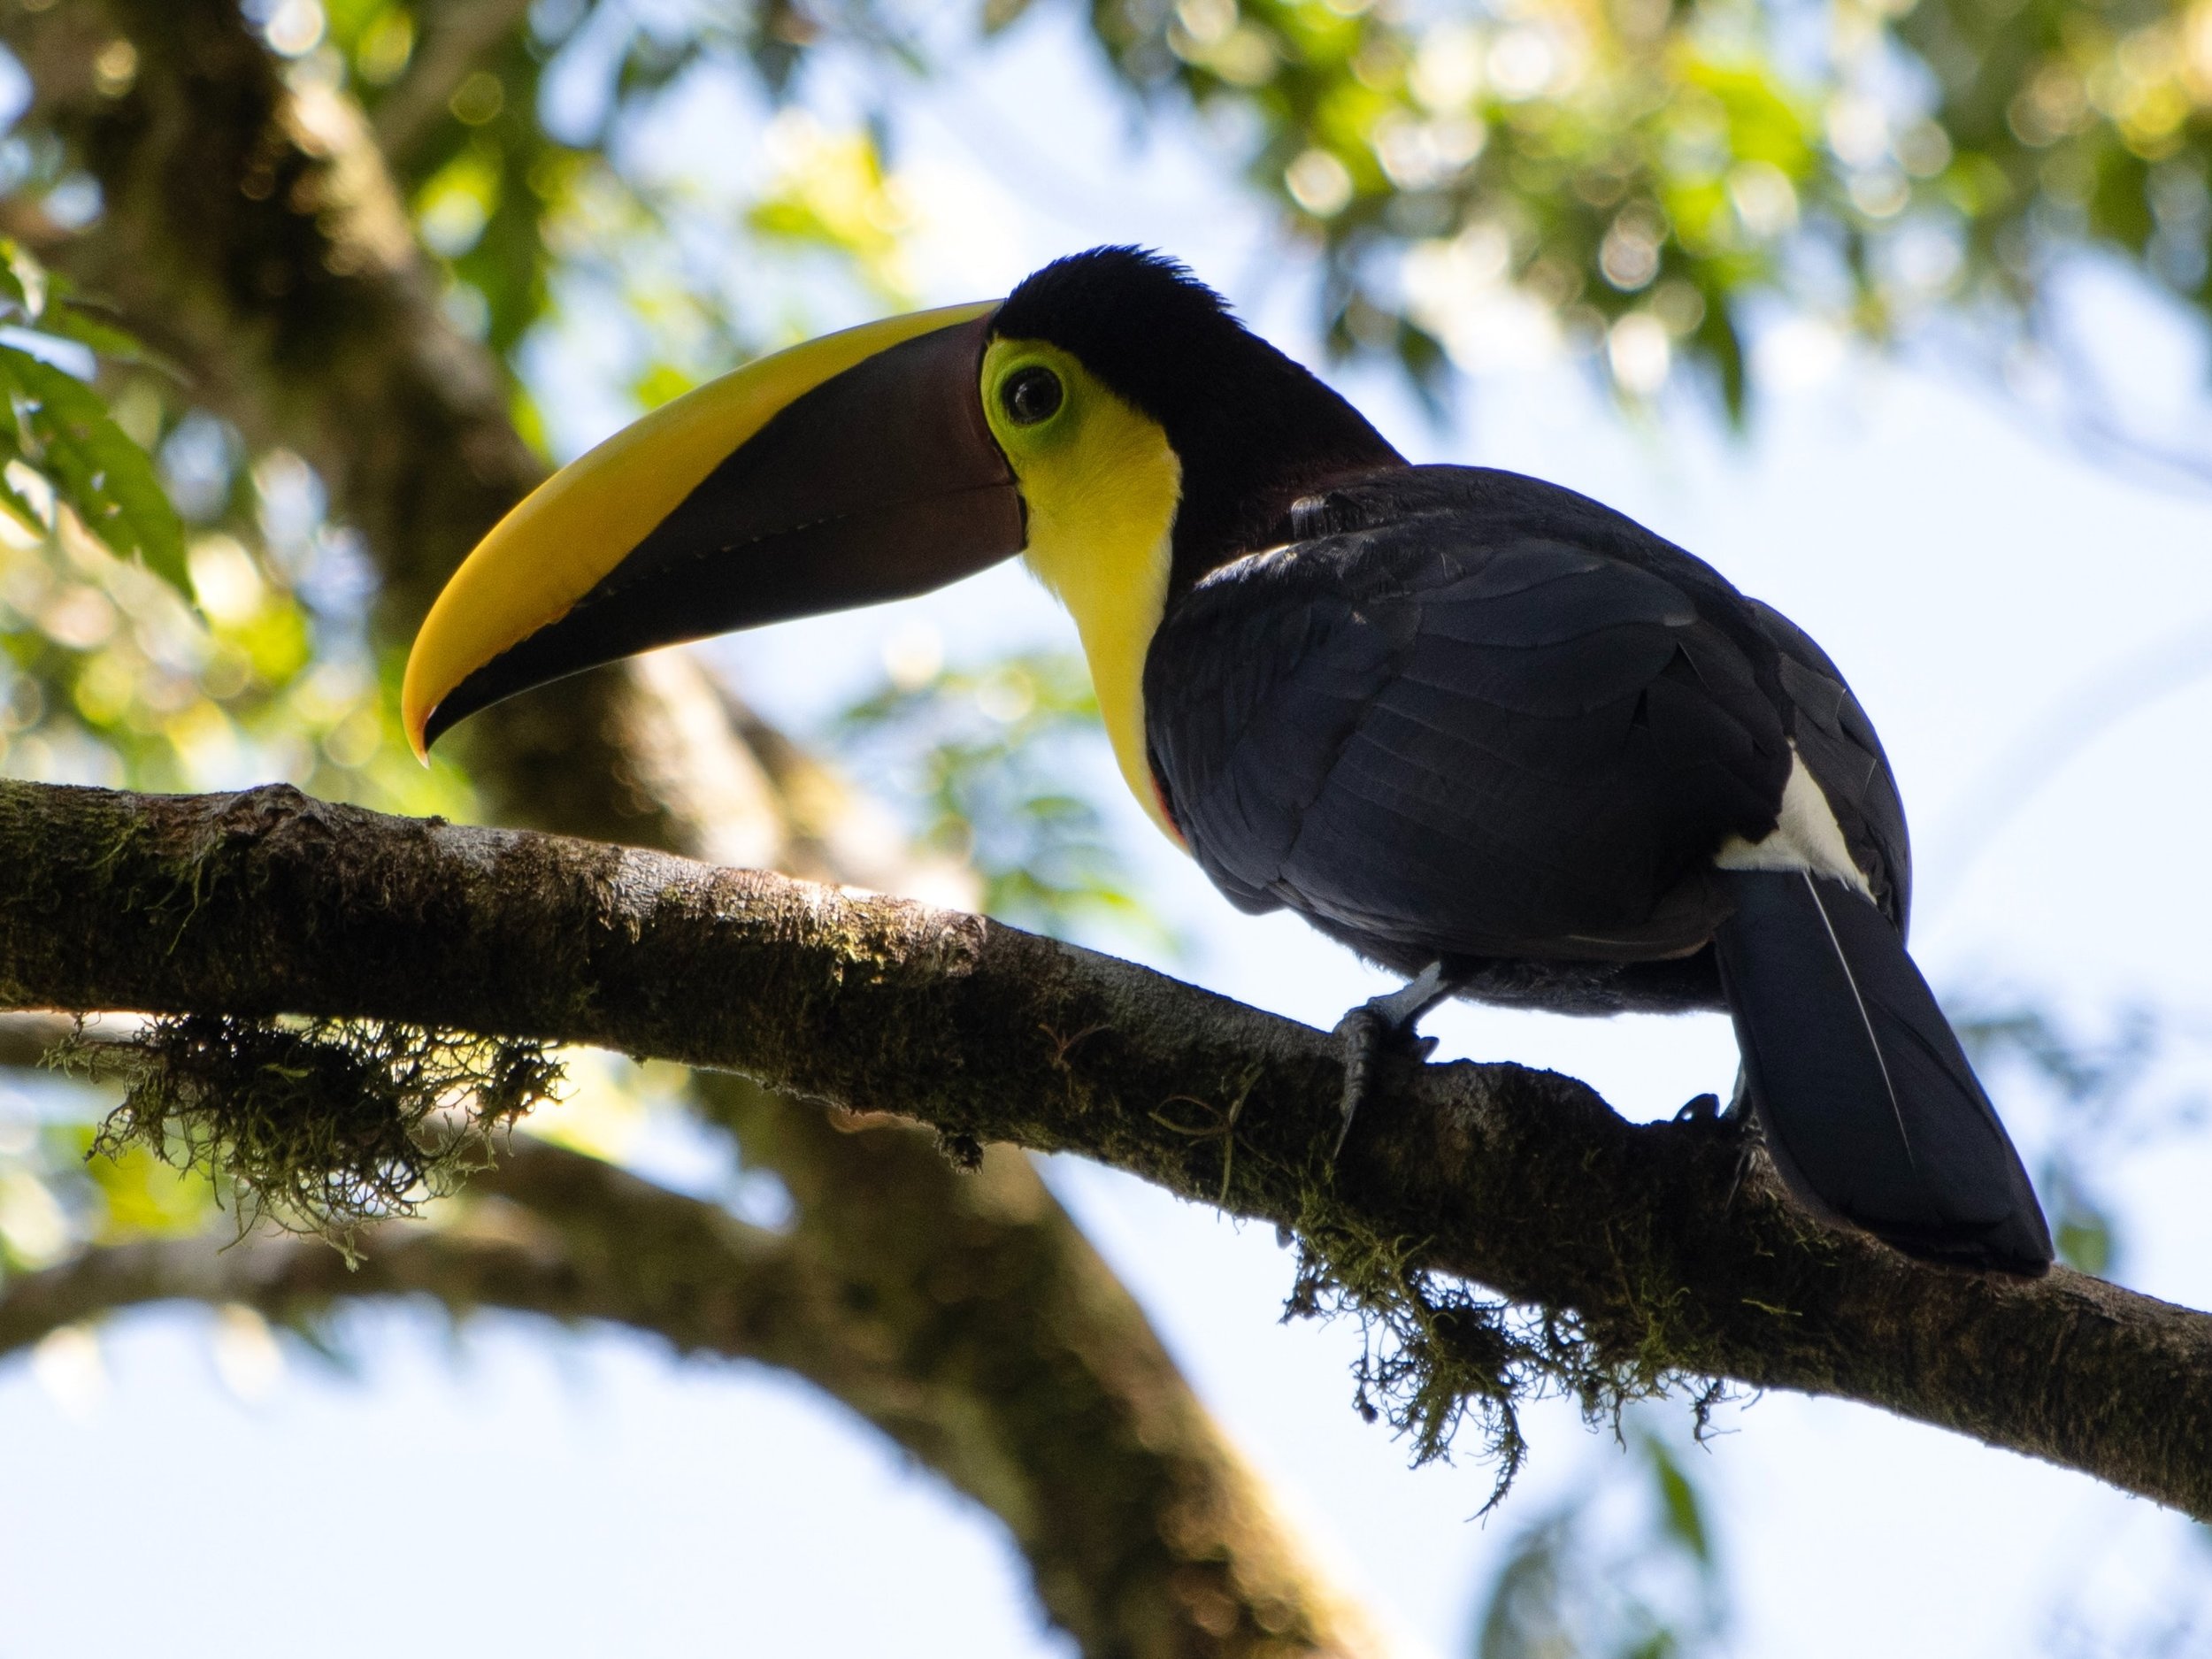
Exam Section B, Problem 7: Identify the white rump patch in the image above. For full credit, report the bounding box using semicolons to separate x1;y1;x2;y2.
1714;749;1872;896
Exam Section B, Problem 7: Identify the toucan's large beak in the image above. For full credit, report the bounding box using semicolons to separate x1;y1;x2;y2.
403;302;1018;757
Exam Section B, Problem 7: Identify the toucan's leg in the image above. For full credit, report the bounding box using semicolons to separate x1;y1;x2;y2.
1332;960;1456;1156
1671;1067;1747;1125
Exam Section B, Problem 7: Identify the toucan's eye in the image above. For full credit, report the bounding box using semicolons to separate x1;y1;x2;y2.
1001;365;1064;426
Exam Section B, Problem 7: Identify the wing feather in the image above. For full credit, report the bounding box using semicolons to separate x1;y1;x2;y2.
1148;474;1802;980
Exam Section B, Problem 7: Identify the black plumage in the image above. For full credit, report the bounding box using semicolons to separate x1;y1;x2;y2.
985;242;2060;1272
1148;466;1864;1010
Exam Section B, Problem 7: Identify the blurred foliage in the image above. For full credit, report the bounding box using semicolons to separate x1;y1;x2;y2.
318;0;818;358
182;0;2212;434
0;396;470;811
0;242;184;595
835;644;1177;948
0;1056;215;1279
305;0;925;433
1471;1418;1726;1659
1082;0;2212;418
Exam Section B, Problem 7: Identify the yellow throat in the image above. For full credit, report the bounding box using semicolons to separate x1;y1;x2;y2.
981;337;1184;843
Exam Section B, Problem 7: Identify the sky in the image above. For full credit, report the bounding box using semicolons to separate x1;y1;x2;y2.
5;6;2212;1656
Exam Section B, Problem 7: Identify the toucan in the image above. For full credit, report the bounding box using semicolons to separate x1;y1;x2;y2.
403;247;2054;1276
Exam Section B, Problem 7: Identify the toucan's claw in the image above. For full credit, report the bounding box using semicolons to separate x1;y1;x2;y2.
1332;1007;1384;1157
1332;960;1454;1157
1673;1092;1724;1125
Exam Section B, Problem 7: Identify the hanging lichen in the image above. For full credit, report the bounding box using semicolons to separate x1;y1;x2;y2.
1283;1187;1717;1509
58;1013;562;1259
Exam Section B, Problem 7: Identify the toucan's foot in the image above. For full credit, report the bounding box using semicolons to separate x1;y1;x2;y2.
1332;961;1455;1156
1673;1092;1724;1125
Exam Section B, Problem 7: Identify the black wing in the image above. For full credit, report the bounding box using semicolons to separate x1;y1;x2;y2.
1146;467;1863;1007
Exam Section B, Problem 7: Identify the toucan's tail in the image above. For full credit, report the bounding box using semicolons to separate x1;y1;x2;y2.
1711;869;2053;1275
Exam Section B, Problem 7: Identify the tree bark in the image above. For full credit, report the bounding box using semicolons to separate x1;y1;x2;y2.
4;775;2209;1520
0;5;1399;1654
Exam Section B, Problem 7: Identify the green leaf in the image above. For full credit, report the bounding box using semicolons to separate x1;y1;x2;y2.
2055;1208;2114;1276
40;304;188;382
0;250;29;322
1474;1517;1571;1659
1642;1432;1713;1571
0;239;46;322
0;463;47;541
0;344;191;601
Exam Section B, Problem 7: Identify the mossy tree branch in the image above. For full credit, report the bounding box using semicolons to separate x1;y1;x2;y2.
4;776;2209;1519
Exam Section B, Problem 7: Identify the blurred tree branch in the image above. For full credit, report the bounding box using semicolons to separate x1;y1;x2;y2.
6;772;2212;1523
0;1128;1383;1659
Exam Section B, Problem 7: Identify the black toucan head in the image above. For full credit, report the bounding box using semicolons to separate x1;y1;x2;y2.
403;249;1403;831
